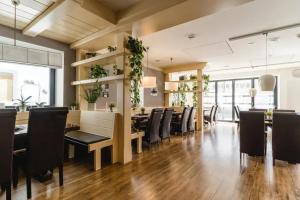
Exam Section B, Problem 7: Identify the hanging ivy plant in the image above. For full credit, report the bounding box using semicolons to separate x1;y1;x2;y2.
126;36;146;108
203;74;210;91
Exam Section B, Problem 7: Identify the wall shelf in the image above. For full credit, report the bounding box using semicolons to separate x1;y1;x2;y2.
164;90;202;94
166;80;199;83
71;49;130;67
71;75;124;86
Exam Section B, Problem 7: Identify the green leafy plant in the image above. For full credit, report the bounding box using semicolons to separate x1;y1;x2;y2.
141;107;145;114
36;102;46;107
192;82;198;107
179;75;187;81
203;74;210;91
70;102;79;110
14;94;32;110
89;65;108;79
83;84;102;103
107;46;117;52
113;64;123;75
109;103;115;112
126;36;146;108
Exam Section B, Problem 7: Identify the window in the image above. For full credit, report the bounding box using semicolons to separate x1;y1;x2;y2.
0;62;54;106
204;77;278;121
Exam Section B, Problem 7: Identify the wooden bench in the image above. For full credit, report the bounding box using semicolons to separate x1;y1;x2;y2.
131;131;145;154
65;111;118;171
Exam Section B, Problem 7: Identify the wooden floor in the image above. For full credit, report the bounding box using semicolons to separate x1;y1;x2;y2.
2;123;300;200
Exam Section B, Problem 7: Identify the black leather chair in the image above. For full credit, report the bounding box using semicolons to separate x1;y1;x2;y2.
0;109;17;200
187;107;196;133
272;112;300;165
172;107;191;136
240;111;266;161
212;105;218;123
249;108;267;112
234;105;240;126
143;108;163;146
204;105;215;125
274;109;295;113
159;108;174;142
13;107;68;199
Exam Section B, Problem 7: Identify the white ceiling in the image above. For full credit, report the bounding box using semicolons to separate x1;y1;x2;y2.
141;0;300;72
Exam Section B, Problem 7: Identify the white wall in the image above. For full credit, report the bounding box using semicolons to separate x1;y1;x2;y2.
207;67;300;112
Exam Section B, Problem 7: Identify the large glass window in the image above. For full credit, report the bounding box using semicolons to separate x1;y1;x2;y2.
203;77;278;121
0;62;52;106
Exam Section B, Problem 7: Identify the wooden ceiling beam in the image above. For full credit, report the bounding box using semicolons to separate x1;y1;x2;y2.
76;0;116;25
22;0;68;37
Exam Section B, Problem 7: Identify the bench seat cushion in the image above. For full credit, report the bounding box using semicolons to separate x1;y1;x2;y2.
65;130;110;146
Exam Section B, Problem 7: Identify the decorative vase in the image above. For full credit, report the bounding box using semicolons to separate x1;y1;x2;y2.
19;105;27;112
109;107;113;112
87;103;96;111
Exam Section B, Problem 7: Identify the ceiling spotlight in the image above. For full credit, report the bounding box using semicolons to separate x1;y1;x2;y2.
269;37;279;42
248;41;255;45
186;33;196;39
155;59;160;62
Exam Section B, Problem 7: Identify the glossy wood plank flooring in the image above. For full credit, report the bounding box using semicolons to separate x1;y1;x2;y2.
1;123;300;200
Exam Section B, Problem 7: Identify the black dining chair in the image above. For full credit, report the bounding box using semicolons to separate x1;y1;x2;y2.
172;107;191;136
212;105;218;123
0;109;17;200
143;108;163;146
249;108;267;112
274;109;295;113
204;105;215;126
272;112;300;165
234;105;240;127
13;107;68;199
240;111;266;163
159;108;174;142
187;106;196;133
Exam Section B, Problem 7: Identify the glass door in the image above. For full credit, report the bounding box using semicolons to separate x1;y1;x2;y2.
234;79;252;120
203;82;216;110
217;81;233;121
254;79;276;109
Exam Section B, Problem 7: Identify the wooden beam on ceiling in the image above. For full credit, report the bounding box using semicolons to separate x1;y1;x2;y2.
22;0;68;37
70;0;187;49
76;0;116;25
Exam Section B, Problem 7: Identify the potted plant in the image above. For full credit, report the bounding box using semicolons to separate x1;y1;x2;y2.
107;46;117;52
179;75;186;81
83;85;102;111
141;107;145;115
203;74;210;91
113;64;123;75
109;103;115;112
36;102;46;108
70;102;79;110
14;94;32;112
190;75;197;80
89;65;108;79
85;52;97;59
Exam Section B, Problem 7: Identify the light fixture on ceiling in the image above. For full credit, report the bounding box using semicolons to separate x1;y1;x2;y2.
186;33;196;40
258;32;276;91
269;37;279;42
248;41;255;45
141;47;157;88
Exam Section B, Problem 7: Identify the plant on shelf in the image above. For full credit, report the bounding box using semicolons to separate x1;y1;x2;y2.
113;64;123;75
70;102;79;110
109;103;115;112
14;94;32;112
141;107;145;114
85;52;96;59
89;64;108;79
83;84;102;111
192;82;198;107
107;46;117;52
179;75;187;81
190;74;197;80
126;36;146;108
203;74;210;91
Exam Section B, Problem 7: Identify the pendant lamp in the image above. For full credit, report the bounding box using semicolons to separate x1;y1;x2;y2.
141;47;157;88
259;33;276;91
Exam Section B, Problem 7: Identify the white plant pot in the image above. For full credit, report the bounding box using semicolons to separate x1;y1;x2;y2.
87;103;96;111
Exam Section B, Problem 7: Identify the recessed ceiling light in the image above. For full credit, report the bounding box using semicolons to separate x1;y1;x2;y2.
248;41;255;45
186;33;196;39
269;37;279;42
155;59;160;62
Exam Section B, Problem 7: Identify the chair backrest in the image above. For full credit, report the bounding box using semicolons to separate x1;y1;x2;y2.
236;105;240;113
240;111;265;156
209;105;215;119
249;108;267;112
146;109;163;143
160;108;174;139
27;107;68;173
188;107;196;131
234;105;240;119
272;112;300;163
213;105;218;121
274;109;295;113
0;109;17;185
80;111;116;139
180;107;191;133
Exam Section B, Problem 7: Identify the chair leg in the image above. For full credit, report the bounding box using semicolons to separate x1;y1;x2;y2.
13;161;19;188
6;182;11;200
59;165;63;186
26;173;32;199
